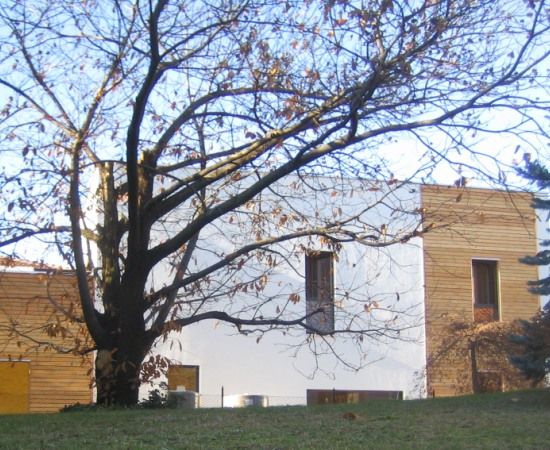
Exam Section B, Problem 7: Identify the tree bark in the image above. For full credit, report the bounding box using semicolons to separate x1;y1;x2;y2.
95;279;148;406
470;341;480;394
95;348;143;406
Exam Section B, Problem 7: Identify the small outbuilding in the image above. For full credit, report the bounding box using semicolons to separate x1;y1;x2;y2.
0;260;93;413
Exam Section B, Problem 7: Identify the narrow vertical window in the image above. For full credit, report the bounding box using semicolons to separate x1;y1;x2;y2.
472;260;499;322
305;251;334;333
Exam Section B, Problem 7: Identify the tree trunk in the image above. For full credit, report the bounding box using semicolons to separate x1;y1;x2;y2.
95;348;143;406
94;270;149;406
470;341;480;394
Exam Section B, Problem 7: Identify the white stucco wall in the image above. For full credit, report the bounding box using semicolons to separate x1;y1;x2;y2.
144;177;427;404
535;199;550;309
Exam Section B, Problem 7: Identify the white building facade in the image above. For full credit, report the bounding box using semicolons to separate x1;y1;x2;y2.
145;177;428;405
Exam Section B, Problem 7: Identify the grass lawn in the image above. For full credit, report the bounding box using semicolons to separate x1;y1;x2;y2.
0;389;548;449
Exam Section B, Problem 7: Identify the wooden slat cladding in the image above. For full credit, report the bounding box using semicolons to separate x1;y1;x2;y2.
421;185;540;397
167;365;200;392
0;270;93;413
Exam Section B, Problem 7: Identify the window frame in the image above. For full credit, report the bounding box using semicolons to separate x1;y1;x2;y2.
305;251;335;334
471;258;500;322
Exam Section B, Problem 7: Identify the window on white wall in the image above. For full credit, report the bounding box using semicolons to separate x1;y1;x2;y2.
305;251;335;333
472;259;499;322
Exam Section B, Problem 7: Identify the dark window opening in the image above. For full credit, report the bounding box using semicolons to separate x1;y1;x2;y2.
307;389;403;405
305;251;335;333
472;260;499;322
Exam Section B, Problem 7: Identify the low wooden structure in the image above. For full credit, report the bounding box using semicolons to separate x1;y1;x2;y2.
0;264;93;413
307;389;403;405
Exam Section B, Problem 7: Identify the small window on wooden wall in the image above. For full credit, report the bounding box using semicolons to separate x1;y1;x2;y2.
472;259;499;322
305;251;335;334
167;365;199;392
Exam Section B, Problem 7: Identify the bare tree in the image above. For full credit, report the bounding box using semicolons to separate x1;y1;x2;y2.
0;0;548;405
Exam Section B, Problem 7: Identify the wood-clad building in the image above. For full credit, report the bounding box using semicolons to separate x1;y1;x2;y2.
0;264;93;413
421;185;540;396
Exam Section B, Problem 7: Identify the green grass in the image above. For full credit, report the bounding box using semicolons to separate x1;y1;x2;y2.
0;389;549;449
